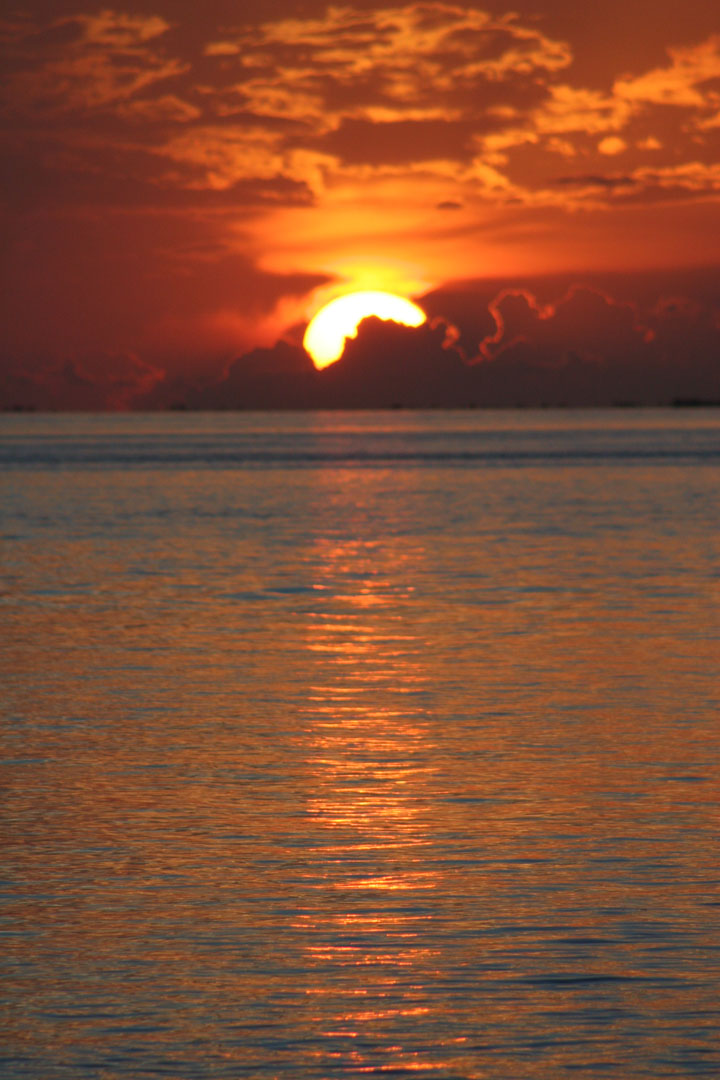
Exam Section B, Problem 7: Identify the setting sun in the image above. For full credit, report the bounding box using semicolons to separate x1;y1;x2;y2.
303;291;427;370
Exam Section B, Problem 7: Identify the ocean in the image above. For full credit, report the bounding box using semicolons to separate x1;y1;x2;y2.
2;409;719;1079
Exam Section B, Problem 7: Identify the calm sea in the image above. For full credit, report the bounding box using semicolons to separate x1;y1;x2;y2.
2;409;719;1079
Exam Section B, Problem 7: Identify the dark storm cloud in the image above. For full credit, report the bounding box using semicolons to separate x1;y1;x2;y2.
473;283;720;404
113;282;720;412
478;286;645;366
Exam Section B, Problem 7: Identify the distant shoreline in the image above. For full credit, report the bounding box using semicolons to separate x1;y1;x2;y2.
3;400;720;415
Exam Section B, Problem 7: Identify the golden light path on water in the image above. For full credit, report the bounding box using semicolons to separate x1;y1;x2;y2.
297;528;449;1075
280;431;720;1078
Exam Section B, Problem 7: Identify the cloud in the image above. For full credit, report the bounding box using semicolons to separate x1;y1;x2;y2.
11;52;187;116
51;352;165;409
532;84;632;136
5;5;719;219
315;316;471;406
69;11;170;48
598;136;627;155
615;35;720;109
2;3;720;388
196;4;572;159
636;136;662;150
5;273;719;410
473;282;720;404
551;173;635;189
167;134;336;194
630;161;720;193
203;42;240;57
115;94;200;124
478;285;644;364
1;352;165;411
185;285;720;411
197;340;317;409
239;4;572;87
646;295;720;380
2;10;184;118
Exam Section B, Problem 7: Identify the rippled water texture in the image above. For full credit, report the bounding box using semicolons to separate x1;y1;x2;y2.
2;410;719;1079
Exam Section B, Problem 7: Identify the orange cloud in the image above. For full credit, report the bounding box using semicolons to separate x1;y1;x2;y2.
69;11;170;47
630;161;720;193
201;4;571;134
598;136;627;155
6;4;718;220
3;1;720;392
615;35;720;109
159;127;338;193
532;85;632;136
3;10;185;116
116;95;200;123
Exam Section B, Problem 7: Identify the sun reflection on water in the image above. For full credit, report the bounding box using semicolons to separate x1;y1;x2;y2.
294;530;454;1072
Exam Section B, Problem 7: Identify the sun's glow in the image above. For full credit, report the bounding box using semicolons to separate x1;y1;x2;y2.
303;290;427;369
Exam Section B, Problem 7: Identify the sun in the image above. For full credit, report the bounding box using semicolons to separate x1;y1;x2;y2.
303;290;427;369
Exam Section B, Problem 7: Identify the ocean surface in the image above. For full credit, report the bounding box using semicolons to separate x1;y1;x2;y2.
2;409;719;1080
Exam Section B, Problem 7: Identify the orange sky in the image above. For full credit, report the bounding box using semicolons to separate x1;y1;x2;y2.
2;1;719;408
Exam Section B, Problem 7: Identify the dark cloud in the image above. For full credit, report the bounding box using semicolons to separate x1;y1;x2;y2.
478;286;644;365
316;317;472;407
1;353;164;411
552;174;636;188
7;274;719;410
473;283;720;404
140;282;720;410
0;206;329;391
198;340;317;409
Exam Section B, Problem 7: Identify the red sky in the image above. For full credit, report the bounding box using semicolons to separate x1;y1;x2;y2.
2;1;719;408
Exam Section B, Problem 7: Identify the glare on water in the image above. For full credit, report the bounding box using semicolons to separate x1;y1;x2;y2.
1;409;719;1079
